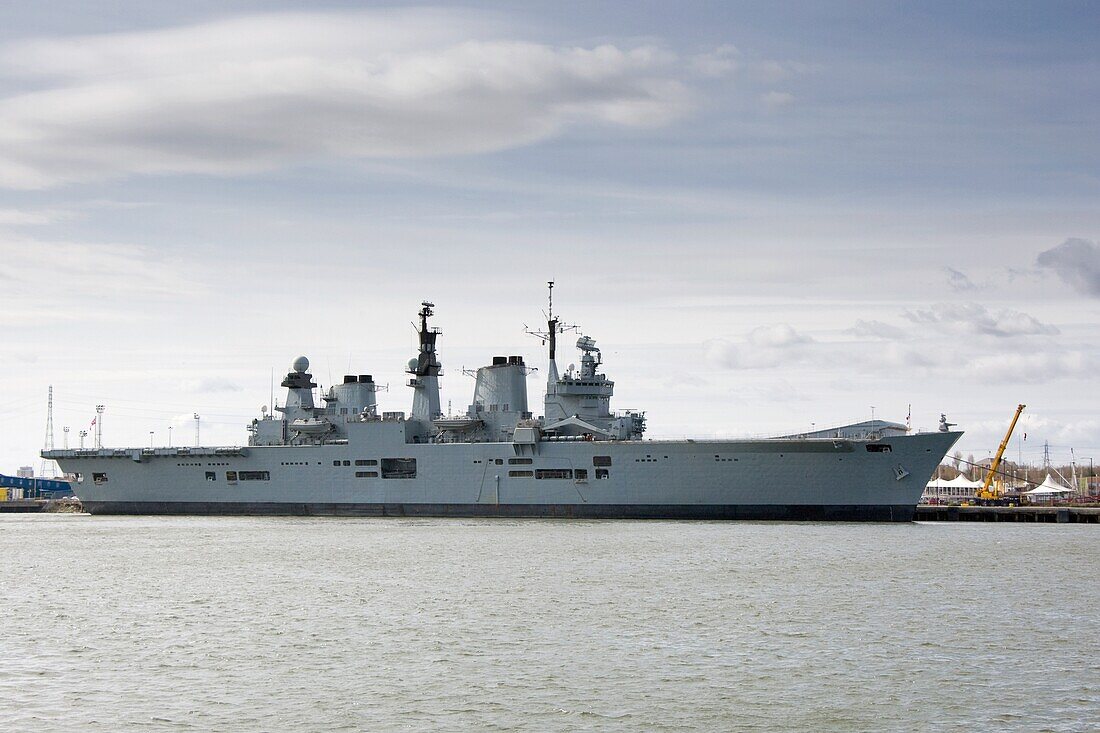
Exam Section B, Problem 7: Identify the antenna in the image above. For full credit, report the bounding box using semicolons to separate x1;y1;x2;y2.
94;405;105;449
41;386;57;477
194;413;201;447
525;281;576;360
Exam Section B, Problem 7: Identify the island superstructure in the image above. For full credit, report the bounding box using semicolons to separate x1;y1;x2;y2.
45;287;962;520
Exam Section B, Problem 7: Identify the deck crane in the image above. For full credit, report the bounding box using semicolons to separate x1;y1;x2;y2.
977;404;1026;503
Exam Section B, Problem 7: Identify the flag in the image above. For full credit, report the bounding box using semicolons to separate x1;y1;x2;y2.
90;416;96;427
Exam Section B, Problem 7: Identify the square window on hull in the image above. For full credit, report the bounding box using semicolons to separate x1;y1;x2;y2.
381;458;417;479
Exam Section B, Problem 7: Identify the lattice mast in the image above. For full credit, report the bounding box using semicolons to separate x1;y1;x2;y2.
40;385;58;477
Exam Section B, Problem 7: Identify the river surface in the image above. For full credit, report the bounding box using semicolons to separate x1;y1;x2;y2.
0;515;1096;732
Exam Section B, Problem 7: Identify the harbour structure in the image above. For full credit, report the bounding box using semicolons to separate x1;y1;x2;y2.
44;290;962;520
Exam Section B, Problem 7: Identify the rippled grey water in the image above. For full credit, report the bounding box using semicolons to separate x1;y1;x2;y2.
0;516;1096;732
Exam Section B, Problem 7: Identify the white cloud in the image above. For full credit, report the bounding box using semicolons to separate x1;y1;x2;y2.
186;378;244;393
0;10;694;189
904;302;1058;337
707;324;813;369
846;319;905;340
690;44;739;77
747;323;812;347
760;90;794;109
0;208;67;225
966;351;1090;384
1036;238;1100;297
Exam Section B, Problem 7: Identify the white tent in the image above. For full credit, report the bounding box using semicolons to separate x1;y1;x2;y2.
923;474;984;501
1024;474;1074;497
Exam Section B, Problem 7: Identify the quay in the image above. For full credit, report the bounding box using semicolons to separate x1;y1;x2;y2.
0;498;83;514
915;505;1100;523
0;499;48;513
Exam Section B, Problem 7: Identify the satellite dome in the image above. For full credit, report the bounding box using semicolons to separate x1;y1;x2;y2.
407;358;419;372
292;356;310;373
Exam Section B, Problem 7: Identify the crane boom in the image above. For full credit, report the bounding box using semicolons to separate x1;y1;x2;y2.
979;404;1025;500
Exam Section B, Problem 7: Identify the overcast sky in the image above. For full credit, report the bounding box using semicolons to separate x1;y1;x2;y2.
2;1;1098;474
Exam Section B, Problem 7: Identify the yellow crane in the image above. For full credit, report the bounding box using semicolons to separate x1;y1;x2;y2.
977;404;1026;502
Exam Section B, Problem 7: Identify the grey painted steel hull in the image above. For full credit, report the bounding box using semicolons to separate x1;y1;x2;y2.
56;430;961;522
80;501;917;521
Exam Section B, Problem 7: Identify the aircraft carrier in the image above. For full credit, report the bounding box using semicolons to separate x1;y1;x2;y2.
44;286;962;520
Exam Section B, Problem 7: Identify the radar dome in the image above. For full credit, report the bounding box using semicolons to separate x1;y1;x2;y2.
407;358;419;372
292;356;310;373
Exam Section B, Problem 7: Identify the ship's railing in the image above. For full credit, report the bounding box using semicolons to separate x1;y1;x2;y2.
43;446;248;458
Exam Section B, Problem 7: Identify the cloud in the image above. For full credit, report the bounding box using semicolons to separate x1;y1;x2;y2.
760;91;794;109
707;324;813;368
690;45;739;77
0;10;694;189
966;351;1089;384
0;208;67;225
904;302;1058;337
846;319;905;340
944;267;976;291
1036;238;1100;297
187;378;244;393
872;343;934;368
747;323;812;347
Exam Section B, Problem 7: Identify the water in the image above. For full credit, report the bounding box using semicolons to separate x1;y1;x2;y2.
0;516;1096;732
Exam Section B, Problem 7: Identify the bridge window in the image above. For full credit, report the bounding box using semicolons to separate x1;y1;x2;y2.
238;471;270;481
355;459;377;466
381;458;417;479
508;458;533;465
355;471;378;478
593;456;612;467
508;470;533;478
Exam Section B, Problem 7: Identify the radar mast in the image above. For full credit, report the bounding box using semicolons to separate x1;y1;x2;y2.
525;281;575;386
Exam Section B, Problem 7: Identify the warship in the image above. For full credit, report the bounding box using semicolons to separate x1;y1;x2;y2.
45;286;962;520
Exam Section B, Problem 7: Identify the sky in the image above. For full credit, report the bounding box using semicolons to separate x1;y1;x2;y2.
1;1;1098;474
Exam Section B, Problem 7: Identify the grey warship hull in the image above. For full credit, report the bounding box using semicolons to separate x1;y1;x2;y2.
52;431;960;521
45;294;963;521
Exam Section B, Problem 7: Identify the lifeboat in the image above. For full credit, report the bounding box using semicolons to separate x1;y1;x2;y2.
290;418;333;435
